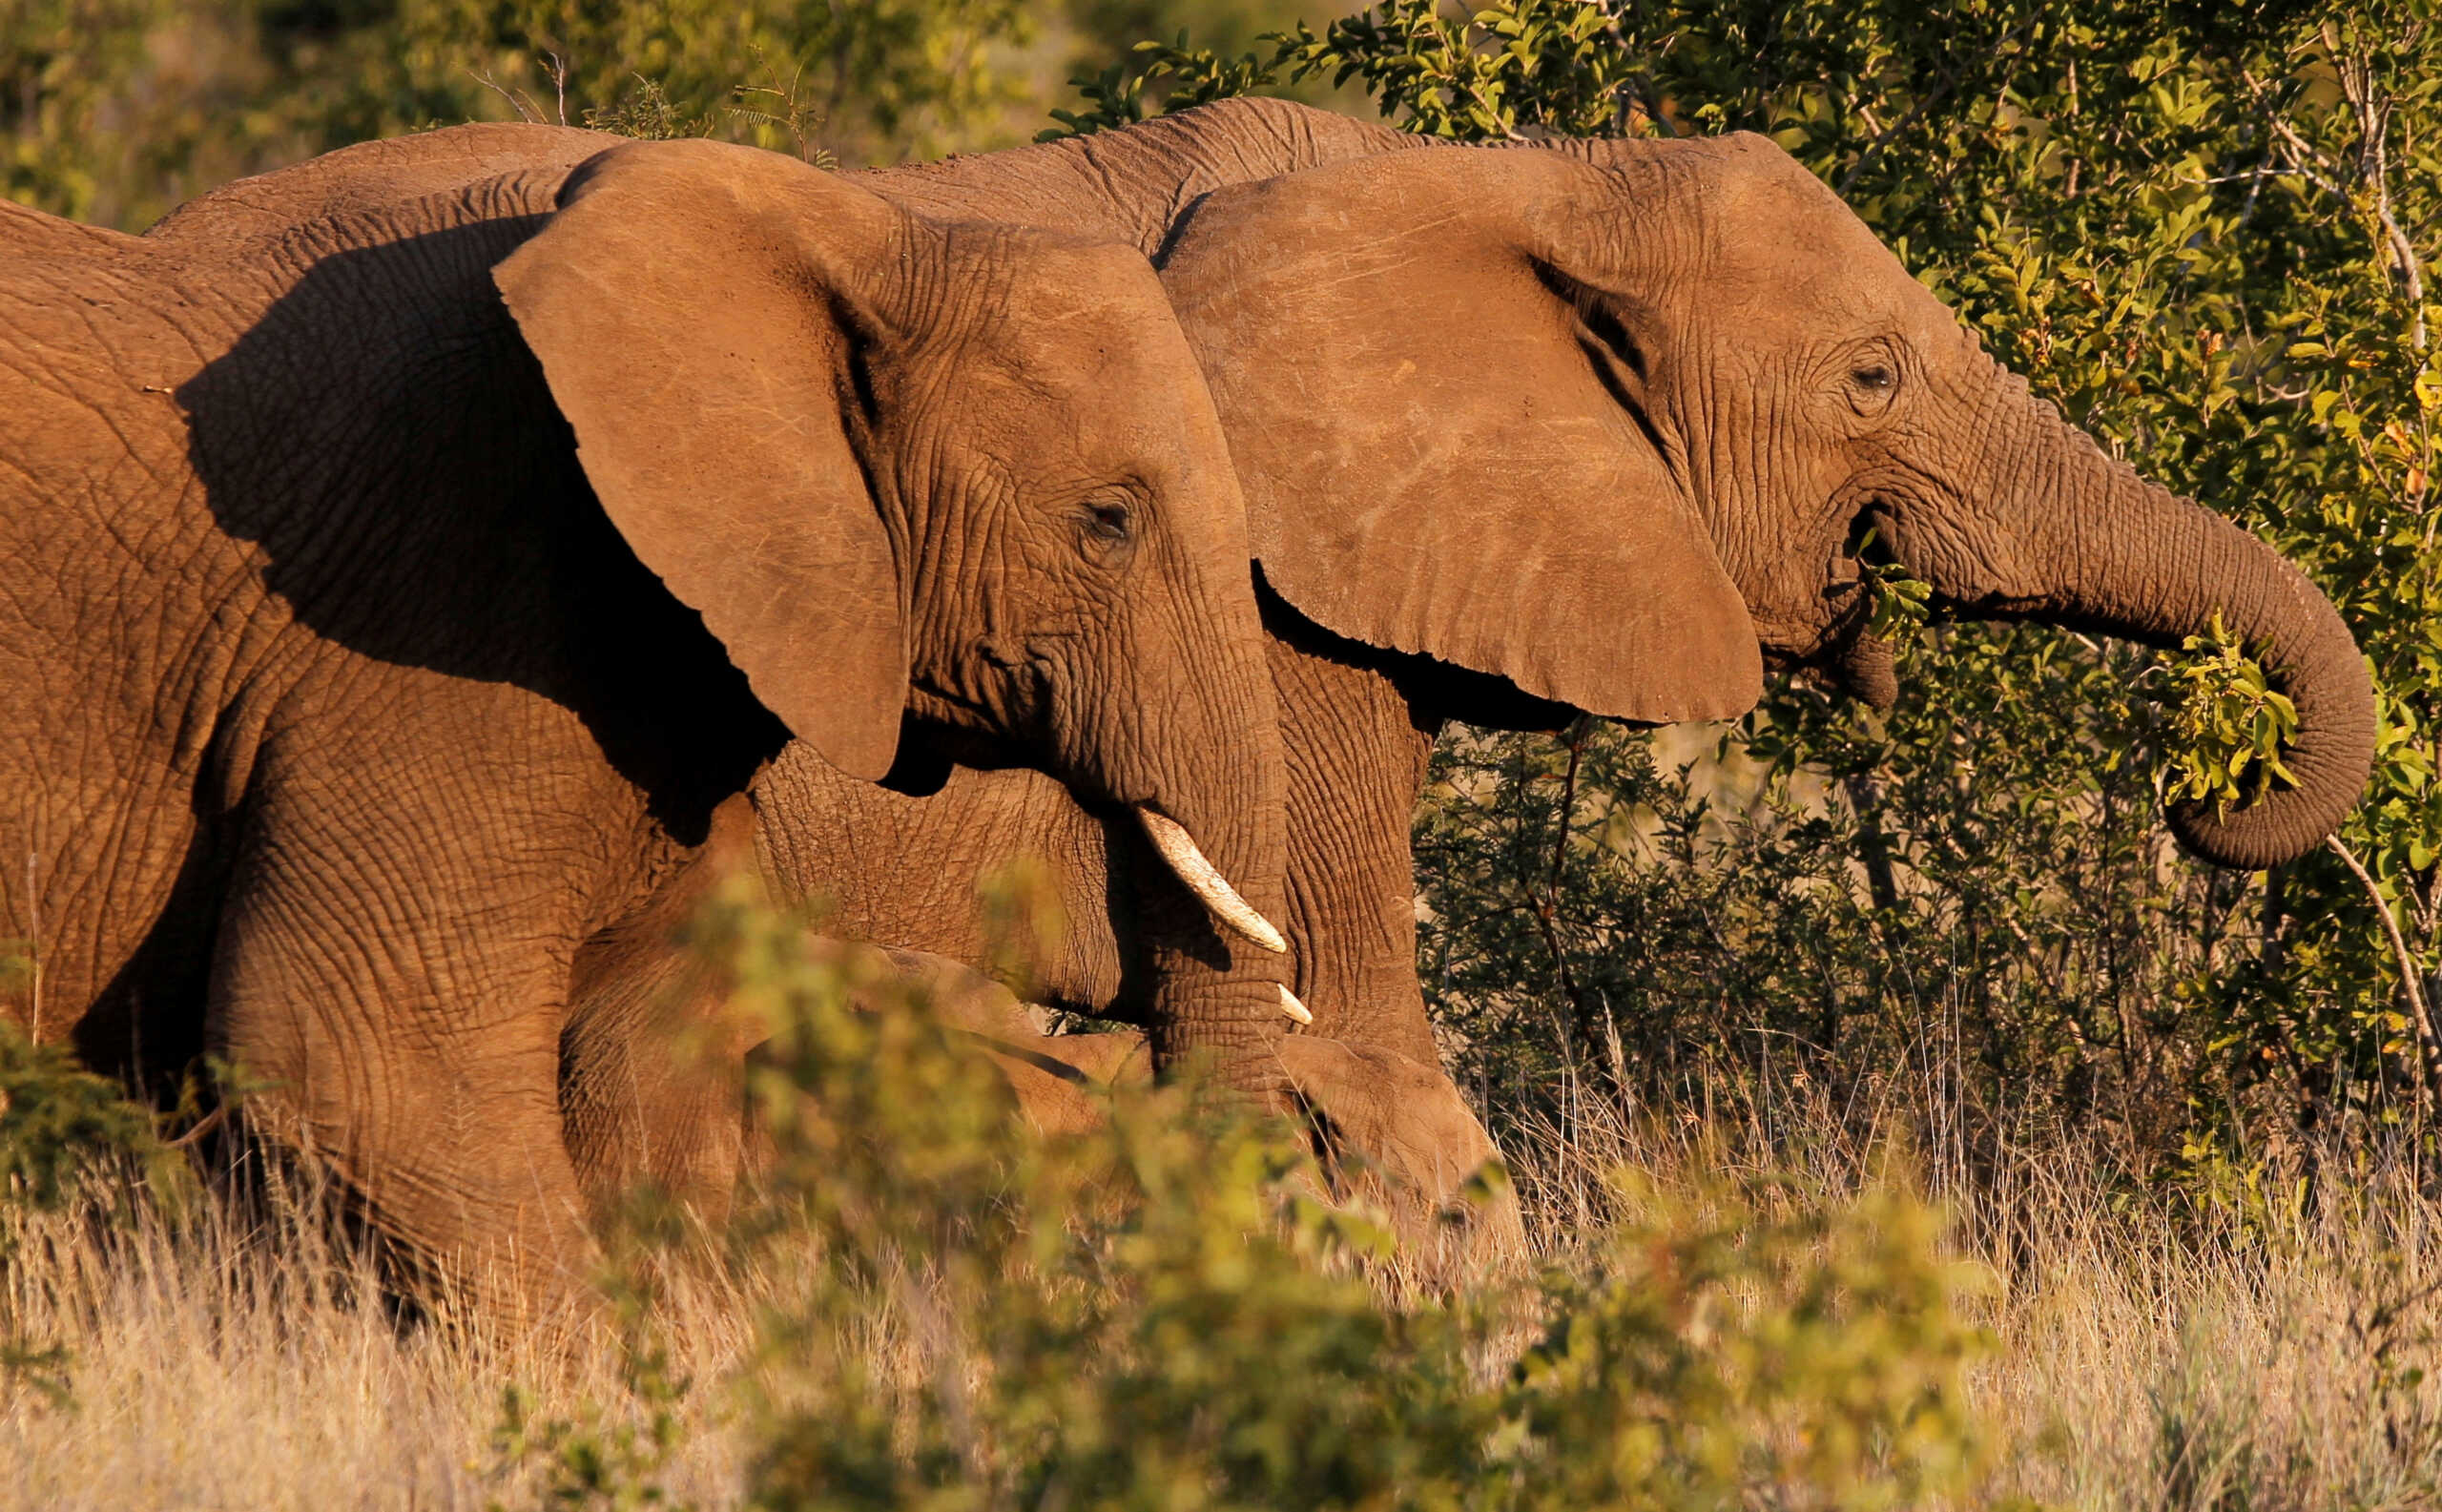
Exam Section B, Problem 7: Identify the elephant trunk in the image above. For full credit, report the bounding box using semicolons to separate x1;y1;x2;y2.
1060;563;1300;1089
1910;379;2374;870
1131;808;1310;1023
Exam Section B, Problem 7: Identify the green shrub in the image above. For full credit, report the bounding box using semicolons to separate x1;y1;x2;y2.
0;1018;179;1214
495;896;2005;1510
0;1015;189;1410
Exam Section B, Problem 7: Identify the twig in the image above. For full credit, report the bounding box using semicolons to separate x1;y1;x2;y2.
2245;53;2429;348
1521;726;1599;1067
2328;836;2442;1112
543;51;569;127
1549;720;1586;898
467;67;545;124
24;843;41;1047
2336;42;2428;350
165;1105;229;1150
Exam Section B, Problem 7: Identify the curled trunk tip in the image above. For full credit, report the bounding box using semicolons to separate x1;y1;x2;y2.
1973;392;2377;872
2163;630;2376;871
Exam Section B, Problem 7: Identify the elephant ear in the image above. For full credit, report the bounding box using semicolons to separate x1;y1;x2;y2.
495;138;909;780
1158;147;1762;724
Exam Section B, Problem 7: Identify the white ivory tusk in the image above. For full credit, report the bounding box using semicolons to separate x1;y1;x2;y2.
1278;984;1314;1025
1135;808;1289;954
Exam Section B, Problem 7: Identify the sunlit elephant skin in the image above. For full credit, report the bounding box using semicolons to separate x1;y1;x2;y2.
0;126;1292;1323
716;98;2374;1223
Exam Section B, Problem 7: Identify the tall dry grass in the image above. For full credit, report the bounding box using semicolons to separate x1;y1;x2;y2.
0;1165;744;1509
5;1087;2440;1509
1500;1073;2442;1511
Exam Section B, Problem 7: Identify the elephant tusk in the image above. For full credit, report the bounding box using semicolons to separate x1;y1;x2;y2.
1278;984;1314;1025
1135;809;1289;954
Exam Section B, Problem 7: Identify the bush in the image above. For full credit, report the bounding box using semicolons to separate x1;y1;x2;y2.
0;1015;188;1409
491;896;2006;1511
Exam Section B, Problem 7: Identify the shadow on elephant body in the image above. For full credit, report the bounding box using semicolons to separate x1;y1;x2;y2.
174;218;790;854
75;803;237;1094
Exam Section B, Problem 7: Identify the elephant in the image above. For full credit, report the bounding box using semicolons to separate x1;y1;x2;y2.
0;127;1298;1323
605;96;2374;1233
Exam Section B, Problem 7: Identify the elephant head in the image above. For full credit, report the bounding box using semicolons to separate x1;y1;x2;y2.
1159;134;2373;869
495;138;1289;962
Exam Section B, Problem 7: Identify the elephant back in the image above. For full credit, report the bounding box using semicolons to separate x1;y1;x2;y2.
859;96;1421;257
141;123;607;257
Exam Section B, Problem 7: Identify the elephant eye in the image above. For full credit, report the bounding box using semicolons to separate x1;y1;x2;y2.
1079;500;1135;553
1844;358;1900;416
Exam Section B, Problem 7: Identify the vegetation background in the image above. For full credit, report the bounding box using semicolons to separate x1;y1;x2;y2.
10;0;2442;1505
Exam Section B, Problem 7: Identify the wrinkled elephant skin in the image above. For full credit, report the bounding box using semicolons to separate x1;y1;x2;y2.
0;126;1288;1325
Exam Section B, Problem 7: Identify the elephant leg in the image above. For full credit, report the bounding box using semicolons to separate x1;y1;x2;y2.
562;797;763;1230
571;922;1102;1214
560;928;751;1232
557;920;1045;1226
207;772;609;1333
978;1029;1149;1136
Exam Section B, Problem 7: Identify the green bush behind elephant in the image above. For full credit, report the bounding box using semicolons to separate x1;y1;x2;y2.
0;128;1297;1323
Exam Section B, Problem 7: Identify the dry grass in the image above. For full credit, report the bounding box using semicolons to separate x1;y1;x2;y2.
1500;1083;2442;1511
0;1170;756;1510
6;1095;2441;1510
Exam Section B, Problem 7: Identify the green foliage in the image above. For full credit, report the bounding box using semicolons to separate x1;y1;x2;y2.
495;896;2002;1509
2;0;1046;228
1860;532;1933;649
577;75;705;142
1043;30;1287;138
2163;615;2304;817
487;1359;693;1511
0;0;289;226
1042;0;1655;138
1272;0;1649;139
285;0;1039;164
1513;1166;2000;1509
0;1018;178;1213
0;1016;188;1411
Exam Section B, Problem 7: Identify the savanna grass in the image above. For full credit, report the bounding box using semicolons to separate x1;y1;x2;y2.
4;901;2436;1509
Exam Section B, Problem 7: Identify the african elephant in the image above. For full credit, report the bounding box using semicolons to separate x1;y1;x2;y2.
652;97;2374;1228
0;127;1294;1322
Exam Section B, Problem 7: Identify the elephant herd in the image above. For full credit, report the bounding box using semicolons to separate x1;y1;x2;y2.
0;97;2375;1328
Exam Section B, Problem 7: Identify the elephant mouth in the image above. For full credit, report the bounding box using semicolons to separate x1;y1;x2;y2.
1798;507;1907;710
1822;624;1900;709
